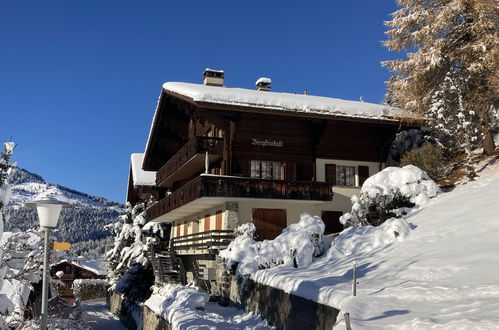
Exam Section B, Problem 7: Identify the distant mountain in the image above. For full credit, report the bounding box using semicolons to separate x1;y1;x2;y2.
5;168;124;250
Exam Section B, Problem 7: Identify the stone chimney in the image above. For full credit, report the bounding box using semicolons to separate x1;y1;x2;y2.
256;77;271;91
203;68;224;87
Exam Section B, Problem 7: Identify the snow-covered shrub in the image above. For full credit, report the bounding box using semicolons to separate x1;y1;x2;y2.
328;217;412;258
400;144;447;180
72;279;108;301
219;213;325;277
341;165;440;227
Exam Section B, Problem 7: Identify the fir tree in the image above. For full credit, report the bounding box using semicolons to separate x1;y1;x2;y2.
383;0;498;155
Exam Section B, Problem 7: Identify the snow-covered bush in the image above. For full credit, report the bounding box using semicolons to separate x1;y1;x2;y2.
72;279;108;301
328;217;412;259
341;165;440;227
220;213;325;277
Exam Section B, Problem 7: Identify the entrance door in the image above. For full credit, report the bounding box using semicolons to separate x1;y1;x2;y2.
321;211;343;235
252;208;287;240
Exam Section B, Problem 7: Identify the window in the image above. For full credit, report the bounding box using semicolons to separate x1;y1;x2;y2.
325;164;355;186
336;166;355;186
250;160;284;180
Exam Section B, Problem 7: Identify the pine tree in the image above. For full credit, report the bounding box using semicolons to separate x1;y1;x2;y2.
383;0;498;155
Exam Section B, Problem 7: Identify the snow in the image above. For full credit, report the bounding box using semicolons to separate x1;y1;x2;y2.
130;153;156;186
255;77;271;85
244;161;499;329
144;284;273;330
82;298;126;330
163;82;417;121
52;259;106;276
219;214;325;277
361;165;440;205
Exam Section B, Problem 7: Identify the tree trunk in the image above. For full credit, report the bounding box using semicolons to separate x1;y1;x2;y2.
482;131;496;155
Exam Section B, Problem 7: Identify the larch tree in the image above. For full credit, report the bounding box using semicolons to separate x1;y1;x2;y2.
383;0;498;155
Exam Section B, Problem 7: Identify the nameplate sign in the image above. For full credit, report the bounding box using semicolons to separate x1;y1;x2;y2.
252;138;283;147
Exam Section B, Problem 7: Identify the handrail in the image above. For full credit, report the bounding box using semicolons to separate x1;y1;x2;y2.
171;230;234;252
156;136;223;185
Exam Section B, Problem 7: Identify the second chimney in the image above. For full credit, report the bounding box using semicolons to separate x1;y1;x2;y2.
203;68;224;87
256;77;271;91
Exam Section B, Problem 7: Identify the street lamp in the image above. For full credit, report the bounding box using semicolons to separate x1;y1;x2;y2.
27;197;71;330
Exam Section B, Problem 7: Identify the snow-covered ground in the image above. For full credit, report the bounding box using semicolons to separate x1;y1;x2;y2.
81;298;126;330
144;284;273;329
245;159;499;329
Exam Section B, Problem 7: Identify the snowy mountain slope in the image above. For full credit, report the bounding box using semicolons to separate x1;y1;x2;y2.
250;160;499;329
5;168;124;245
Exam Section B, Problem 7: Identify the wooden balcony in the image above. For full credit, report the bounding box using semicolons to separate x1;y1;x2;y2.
171;230;234;255
156;136;223;187
146;175;333;222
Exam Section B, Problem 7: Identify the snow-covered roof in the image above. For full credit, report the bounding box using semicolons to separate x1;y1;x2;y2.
52;259;106;276
131;153;156;186
163;82;416;121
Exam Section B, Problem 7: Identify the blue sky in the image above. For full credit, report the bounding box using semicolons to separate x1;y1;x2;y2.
0;1;401;203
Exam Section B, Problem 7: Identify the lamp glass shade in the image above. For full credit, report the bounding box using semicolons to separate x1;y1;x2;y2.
36;203;63;228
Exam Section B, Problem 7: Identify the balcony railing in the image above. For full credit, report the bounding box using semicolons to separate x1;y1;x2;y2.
156;136;223;186
171;230;234;253
146;175;333;222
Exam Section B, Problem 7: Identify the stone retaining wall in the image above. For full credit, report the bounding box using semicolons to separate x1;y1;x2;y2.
211;257;340;330
108;290;139;330
143;305;171;330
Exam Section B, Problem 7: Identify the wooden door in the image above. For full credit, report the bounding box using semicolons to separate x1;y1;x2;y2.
321;211;343;235
252;208;287;241
215;210;223;230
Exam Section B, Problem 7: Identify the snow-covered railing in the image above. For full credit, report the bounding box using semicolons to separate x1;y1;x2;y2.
156;136;223;186
146;176;333;222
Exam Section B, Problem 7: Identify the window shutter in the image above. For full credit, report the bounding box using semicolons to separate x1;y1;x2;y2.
285;162;297;180
325;164;336;184
358;166;369;186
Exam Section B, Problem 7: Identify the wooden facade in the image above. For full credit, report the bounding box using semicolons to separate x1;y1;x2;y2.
50;261;105;301
140;82;414;258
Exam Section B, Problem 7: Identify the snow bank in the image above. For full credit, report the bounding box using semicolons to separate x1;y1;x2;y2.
327;218;411;258
145;284;272;329
248;160;499;329
220;213;325;277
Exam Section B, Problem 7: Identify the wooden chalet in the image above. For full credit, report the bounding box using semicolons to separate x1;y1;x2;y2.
50;259;106;301
139;69;418;286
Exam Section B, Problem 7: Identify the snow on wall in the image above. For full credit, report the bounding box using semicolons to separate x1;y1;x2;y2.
131;153;156;186
144;284;272;329
163;82;415;120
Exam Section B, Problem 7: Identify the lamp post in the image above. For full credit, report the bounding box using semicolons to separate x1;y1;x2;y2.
27;197;71;330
